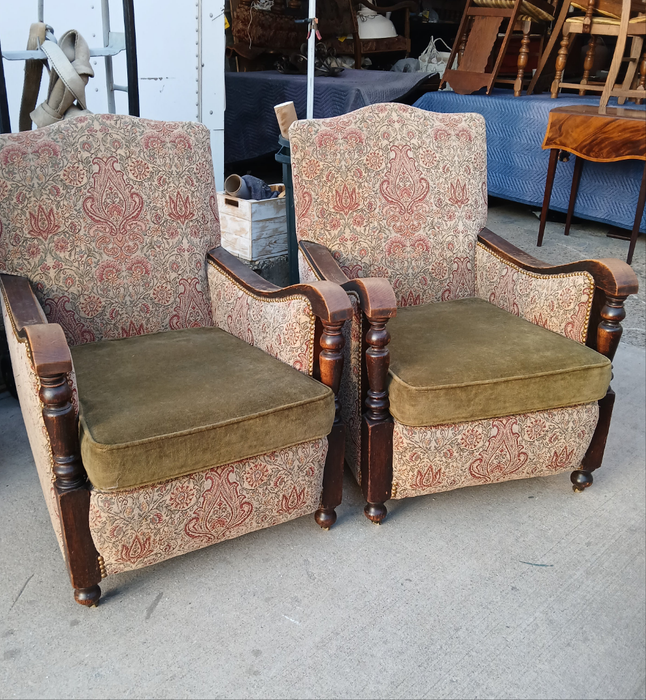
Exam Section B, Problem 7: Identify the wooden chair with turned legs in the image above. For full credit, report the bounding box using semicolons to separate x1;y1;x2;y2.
440;0;557;95
289;103;638;524
547;0;646;101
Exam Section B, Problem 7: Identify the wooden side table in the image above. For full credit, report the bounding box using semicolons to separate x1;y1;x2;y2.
537;105;646;264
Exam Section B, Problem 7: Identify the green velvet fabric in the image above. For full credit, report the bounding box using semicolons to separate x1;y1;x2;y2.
71;327;334;491
387;298;611;427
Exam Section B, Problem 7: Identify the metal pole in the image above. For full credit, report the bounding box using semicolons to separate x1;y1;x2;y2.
0;39;11;134
102;0;116;114
306;0;316;119
122;0;140;116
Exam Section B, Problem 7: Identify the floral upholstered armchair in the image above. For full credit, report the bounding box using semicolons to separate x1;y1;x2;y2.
0;114;352;606
290;103;639;523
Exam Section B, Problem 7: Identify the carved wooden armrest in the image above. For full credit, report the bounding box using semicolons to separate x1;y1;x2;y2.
207;246;351;325
0;273;72;375
299;239;397;479
477;228;639;360
1;274;101;603
299;240;398;318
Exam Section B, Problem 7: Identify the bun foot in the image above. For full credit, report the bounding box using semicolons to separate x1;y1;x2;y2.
74;585;101;607
571;469;593;493
364;502;387;524
315;507;337;530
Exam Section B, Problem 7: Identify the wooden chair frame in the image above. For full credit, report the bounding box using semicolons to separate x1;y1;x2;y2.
440;0;557;95
0;247;352;606
300;230;638;523
533;0;646;106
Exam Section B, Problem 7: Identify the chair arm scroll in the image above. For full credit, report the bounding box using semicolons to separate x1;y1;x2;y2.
0;273;72;376
478;229;639;297
477;228;639;360
207;246;352;324
299;240;398;319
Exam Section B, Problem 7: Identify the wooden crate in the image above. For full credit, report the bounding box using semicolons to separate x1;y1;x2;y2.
218;184;287;262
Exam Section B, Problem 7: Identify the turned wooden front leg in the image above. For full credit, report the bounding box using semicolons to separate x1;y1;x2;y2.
40;372;102;606
597;293;627;361
361;315;394;524
316;319;346;529
575;294;627;491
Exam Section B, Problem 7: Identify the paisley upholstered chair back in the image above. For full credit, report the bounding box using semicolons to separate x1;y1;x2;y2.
290;103;488;307
0;114;220;345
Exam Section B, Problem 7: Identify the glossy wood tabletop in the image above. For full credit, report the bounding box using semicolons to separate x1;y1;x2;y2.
542;105;646;161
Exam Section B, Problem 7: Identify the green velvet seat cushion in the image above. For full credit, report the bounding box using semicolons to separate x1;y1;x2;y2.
71;327;334;491
387;297;611;427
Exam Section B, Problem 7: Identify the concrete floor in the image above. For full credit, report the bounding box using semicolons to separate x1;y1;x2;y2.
1;205;644;699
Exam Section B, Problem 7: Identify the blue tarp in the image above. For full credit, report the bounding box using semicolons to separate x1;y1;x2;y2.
413;89;646;232
225;69;434;163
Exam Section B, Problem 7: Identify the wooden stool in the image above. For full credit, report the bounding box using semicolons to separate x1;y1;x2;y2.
537;105;646;264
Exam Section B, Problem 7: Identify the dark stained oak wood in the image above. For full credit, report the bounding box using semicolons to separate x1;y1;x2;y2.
0;273;47;327
208;246;352;324
479;228;638;354
299;240;398;319
316;319;346;529
300;240;397;522
37;355;102;605
1;274;102;605
361;315;394;524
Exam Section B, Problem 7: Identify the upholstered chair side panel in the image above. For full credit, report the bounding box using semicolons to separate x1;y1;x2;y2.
298;249;319;283
391;403;599;500
1;296;65;552
475;243;595;344
340;293;363;482
89;437;328;576
207;263;316;374
290;104;488;308
0;115;220;346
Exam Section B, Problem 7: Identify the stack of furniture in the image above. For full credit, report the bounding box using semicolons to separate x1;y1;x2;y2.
441;0;557;95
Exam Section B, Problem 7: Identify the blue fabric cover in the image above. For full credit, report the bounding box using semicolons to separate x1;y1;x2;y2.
413;89;646;232
225;69;435;163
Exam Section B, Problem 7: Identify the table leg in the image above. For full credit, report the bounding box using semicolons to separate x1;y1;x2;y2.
627;162;646;265
538;149;559;247
565;156;584;236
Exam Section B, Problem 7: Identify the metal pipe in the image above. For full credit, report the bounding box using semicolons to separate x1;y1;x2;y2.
102;0;116;114
306;0;315;119
0;38;11;133
122;0;140;116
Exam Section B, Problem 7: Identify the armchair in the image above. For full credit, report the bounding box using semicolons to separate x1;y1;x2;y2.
289;103;638;523
0;114;352;606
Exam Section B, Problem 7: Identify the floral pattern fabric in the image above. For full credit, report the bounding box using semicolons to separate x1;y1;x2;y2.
475;244;594;344
340;293;363;481
208;262;316;374
0;114;220;346
290;103;488;308
392;403;598;500
1;293;64;552
89;437;328;575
